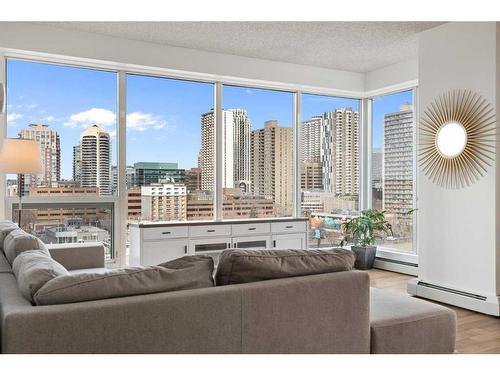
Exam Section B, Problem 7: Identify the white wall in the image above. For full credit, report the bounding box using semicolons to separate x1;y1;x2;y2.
0;22;364;94
364;58;418;95
417;22;499;298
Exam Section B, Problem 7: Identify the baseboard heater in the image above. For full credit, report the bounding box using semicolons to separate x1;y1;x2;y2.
375;257;418;268
417;281;487;301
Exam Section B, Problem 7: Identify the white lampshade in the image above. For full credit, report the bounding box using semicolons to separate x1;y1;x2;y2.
0;138;42;174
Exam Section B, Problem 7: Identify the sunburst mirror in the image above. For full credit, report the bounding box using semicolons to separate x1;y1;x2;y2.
419;89;496;189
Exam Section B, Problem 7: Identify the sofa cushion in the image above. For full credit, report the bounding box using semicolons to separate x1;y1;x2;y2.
0;222;19;251
0;250;12;273
12;250;69;303
215;249;355;286
3;229;49;265
370;288;457;354
34;255;214;305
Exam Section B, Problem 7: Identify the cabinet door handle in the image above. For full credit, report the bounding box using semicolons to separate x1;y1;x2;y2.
207;229;215;233
227;243;231;248
248;227;256;231
184;245;187;254
162;231;171;235
285;225;293;229
273;240;276;248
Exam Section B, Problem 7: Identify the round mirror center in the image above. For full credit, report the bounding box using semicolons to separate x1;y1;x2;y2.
436;122;467;158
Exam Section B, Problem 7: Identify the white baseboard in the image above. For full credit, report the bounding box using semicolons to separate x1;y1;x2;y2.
407;278;500;316
373;258;418;276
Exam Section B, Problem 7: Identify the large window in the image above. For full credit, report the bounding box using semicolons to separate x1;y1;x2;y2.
221;85;294;219
300;94;361;248
5;59;117;258
2;55;418;262
371;90;415;252
126;74;214;222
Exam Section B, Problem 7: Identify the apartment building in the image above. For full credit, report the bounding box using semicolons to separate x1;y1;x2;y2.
250;120;293;216
141;183;187;221
78;124;111;195
19;124;60;194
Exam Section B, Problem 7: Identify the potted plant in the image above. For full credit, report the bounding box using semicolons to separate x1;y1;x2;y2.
340;209;393;270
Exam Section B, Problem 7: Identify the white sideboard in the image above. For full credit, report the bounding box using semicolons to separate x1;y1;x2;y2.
129;218;309;266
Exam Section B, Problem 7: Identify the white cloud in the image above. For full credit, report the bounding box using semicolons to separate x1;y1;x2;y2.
41;115;56;123
7;112;23;123
66;108;116;128
65;108;169;133
126;112;167;132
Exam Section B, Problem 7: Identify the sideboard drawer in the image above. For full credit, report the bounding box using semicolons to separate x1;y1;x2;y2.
271;221;307;234
143;226;189;241
190;224;231;238
232;222;270;236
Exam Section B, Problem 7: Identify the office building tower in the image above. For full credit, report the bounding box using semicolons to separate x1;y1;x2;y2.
131;162;184;188
19;124;60;193
141;183;187;221
383;104;414;217
79;124;111;195
250;120;293;215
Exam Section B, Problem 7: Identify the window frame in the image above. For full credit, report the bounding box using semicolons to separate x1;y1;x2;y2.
365;87;419;259
0;50;418;267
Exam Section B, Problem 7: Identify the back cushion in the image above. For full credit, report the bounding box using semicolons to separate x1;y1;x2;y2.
215;249;356;286
34;255;214;305
0;222;19;251
12;250;69;303
3;229;49;265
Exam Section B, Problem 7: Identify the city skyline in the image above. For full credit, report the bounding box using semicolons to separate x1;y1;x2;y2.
6;59;411;180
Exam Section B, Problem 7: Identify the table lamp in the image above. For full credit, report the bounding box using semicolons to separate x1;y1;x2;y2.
0;138;42;226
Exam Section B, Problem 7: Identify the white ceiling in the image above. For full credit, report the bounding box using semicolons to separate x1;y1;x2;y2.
43;22;443;73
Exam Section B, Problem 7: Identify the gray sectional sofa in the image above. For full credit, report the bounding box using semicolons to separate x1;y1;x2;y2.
0;221;457;354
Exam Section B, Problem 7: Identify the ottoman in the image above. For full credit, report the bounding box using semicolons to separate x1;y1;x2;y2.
370;288;457;354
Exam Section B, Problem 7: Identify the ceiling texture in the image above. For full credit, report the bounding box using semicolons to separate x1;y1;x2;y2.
44;22;443;73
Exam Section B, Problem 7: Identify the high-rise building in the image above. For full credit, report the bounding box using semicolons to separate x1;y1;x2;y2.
79;124;111;195
321;108;359;197
301;116;322;162
371;148;383;210
301;161;323;191
131;162;185;188
73;145;81;183
199;109;251;191
141;183;187;221
199;111;216;191
250;120;293;216
231;109;252;183
383;104;414;218
19;124;60;193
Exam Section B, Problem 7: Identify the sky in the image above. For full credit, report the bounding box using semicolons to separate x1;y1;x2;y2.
6;59;412;179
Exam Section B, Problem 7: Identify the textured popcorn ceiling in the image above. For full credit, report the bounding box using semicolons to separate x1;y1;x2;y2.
43;22;443;73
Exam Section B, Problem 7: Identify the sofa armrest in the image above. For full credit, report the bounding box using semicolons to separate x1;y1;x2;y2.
47;243;105;270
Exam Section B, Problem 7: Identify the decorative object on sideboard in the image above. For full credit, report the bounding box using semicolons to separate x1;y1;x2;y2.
0;138;42;226
419;89;496;189
340;209;393;270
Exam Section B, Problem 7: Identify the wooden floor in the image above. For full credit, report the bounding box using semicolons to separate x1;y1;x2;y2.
368;268;500;354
